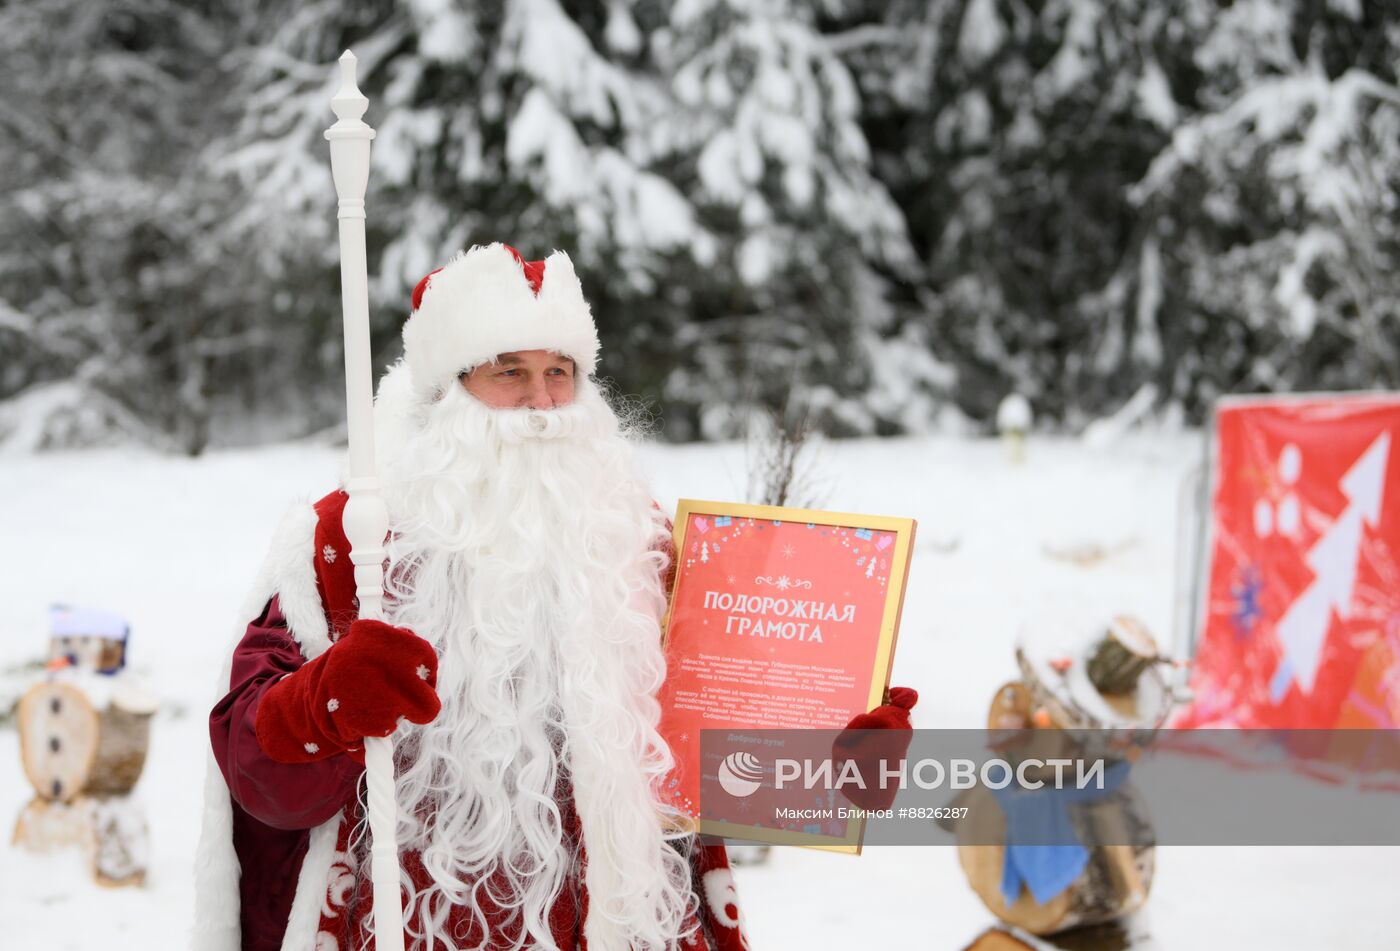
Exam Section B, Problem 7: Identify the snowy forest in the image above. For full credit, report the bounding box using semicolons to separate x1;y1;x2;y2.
2;0;1398;453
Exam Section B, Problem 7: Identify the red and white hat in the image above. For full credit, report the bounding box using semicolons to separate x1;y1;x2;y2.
401;242;600;394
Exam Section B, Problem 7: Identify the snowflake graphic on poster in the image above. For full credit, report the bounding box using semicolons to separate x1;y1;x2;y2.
756;575;812;590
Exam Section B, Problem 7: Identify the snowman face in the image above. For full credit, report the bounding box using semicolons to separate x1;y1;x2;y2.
48;634;124;672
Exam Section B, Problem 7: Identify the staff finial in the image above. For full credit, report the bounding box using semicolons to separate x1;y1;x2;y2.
328;50;374;134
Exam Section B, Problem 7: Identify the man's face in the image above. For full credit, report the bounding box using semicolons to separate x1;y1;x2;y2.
460;349;576;409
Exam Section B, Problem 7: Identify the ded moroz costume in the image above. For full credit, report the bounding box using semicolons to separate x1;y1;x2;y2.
193;243;916;951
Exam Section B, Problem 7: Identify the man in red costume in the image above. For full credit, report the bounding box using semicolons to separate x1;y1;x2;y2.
193;243;916;951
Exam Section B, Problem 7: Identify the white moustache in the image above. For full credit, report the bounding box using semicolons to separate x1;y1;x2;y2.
493;402;591;444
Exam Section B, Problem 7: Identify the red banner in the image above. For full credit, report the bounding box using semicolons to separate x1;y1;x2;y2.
1177;395;1400;729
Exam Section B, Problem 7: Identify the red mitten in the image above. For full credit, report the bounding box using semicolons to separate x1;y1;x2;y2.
832;687;918;810
255;619;441;764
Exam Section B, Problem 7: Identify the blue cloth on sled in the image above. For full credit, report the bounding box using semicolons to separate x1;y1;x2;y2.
991;760;1131;906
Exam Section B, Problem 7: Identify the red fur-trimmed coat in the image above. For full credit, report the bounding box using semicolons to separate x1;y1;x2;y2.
195;490;751;951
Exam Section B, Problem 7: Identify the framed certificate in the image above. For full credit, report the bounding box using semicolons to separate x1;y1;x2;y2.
656;499;917;852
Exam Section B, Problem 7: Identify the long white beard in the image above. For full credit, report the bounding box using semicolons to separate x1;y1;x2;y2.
372;376;696;951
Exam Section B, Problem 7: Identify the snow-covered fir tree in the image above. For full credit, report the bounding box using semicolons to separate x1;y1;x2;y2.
213;0;926;440
1130;0;1400;413
842;0;1400;426
650;0;926;437
0;0;248;453
837;0;1198;426
3;0;1400;449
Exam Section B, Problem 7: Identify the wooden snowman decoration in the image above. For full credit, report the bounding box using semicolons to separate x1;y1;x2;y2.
11;607;157;887
955;615;1181;938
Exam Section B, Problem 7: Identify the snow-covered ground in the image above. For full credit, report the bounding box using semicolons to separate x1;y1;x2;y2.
2;433;1396;948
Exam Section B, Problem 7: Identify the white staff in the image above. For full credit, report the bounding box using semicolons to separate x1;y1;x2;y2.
324;50;404;951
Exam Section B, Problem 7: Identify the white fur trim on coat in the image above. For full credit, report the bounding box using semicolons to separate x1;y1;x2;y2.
192;721;241;951
401;242;600;394
281;811;345;951
191;499;344;951
370;359;425;477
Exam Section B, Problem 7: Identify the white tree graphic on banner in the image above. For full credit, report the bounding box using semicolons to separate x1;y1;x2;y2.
1270;432;1391;700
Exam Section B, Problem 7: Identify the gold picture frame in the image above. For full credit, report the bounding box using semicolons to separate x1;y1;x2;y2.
660;499;918;854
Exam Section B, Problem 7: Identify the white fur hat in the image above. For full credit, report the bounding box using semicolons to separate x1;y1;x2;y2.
401;242;600;393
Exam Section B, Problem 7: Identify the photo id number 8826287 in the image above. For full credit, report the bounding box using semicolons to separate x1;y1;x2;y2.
897;807;969;820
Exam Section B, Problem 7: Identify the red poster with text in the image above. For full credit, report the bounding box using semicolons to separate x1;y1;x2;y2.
657;509;911;820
